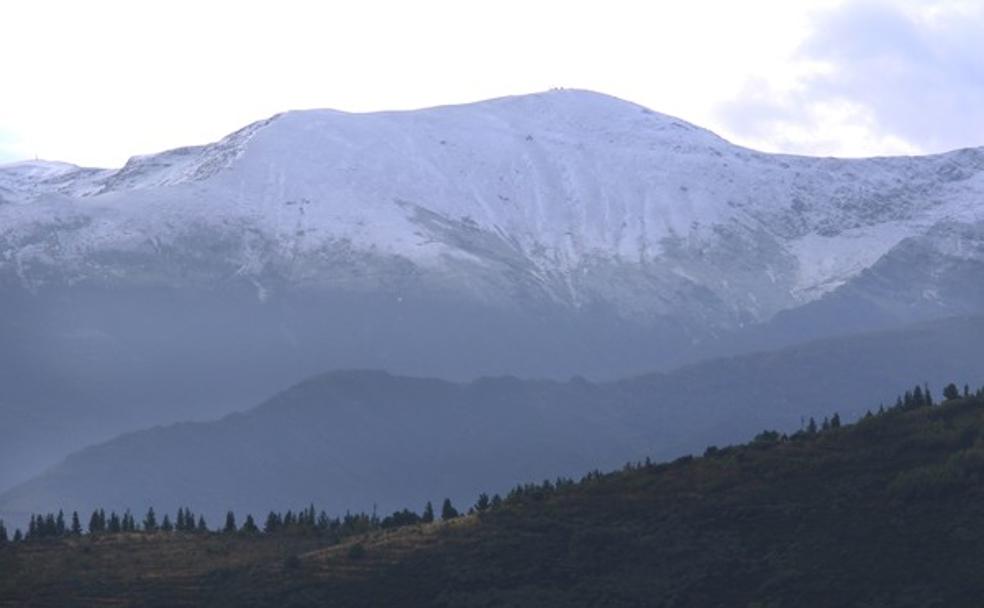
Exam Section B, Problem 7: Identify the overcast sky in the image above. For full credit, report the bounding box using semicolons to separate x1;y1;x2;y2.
1;0;982;167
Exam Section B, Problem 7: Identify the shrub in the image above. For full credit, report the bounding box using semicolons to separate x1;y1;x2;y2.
347;543;366;559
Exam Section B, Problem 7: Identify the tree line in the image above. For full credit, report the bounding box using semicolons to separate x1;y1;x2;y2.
0;478;599;546
743;382;984;448
0;494;503;546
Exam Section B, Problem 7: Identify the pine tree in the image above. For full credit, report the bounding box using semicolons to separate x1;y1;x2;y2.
242;514;259;534
181;508;194;532
71;511;82;536
474;493;491;512
144;507;158;532
161;515;173;532
913;385;925;408
490;494;503;509
264;511;282;534
88;510;100;534
925;385;934;407
944;383;961;401
821;417;831;431
183;508;196;532
13;529;23;543
807;417;818;434
224;511;237;533
29;514;38;539
108;512;121;533
0;520;7;544
197;515;208;533
440;498;459;521
422;501;435;523
44;514;57;537
830;413;841;429
56;510;66;536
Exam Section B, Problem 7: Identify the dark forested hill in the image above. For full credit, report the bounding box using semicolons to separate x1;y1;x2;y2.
4;387;984;606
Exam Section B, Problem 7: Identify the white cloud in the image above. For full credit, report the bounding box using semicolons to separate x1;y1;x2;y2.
0;130;23;163
718;0;984;157
6;0;975;165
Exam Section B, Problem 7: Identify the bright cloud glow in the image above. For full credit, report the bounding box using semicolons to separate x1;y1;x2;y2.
718;0;984;157
1;0;980;166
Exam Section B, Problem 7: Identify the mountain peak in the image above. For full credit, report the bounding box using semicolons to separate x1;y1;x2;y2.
3;89;984;336
267;88;727;152
473;88;694;123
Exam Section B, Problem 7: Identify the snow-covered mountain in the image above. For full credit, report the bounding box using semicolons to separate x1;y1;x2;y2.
4;89;984;331
3;88;984;496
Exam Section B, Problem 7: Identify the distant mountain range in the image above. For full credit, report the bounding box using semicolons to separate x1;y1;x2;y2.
3;314;983;527
2;89;984;504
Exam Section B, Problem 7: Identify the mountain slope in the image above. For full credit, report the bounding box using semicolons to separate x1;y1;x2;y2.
4;90;984;325
5;387;984;607
4;314;983;528
4;89;984;493
306;390;984;608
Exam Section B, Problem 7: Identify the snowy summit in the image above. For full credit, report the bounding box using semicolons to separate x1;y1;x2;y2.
2;89;984;329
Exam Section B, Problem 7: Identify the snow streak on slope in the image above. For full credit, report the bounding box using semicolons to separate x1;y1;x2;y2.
2;90;984;327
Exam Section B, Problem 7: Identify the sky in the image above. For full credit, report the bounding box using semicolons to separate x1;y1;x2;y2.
1;0;982;167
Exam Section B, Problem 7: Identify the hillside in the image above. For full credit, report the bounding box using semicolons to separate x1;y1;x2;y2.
4;385;984;606
4;314;984;531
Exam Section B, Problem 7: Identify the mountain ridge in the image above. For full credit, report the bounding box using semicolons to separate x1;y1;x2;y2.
3;88;984;324
4;313;984;529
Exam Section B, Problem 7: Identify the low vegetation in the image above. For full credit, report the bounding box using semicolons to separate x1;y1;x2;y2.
3;382;984;606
